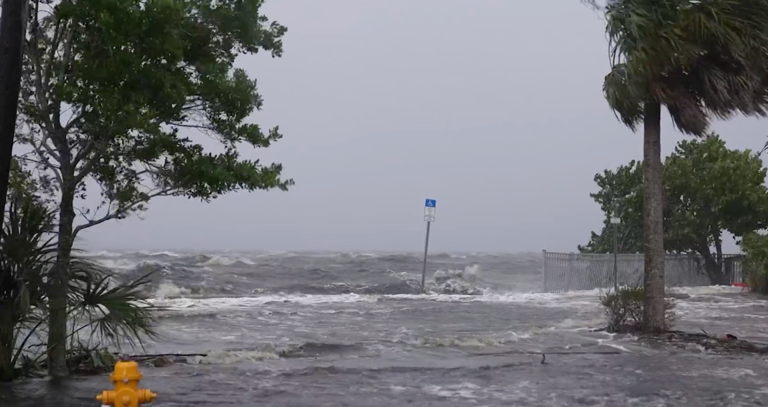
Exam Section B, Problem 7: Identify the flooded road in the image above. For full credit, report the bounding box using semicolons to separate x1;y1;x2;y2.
2;251;767;406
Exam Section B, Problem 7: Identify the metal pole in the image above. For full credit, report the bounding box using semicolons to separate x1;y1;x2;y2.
421;221;432;293
613;221;619;292
542;250;548;292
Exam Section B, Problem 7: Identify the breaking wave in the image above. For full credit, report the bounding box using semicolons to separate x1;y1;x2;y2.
178;342;370;365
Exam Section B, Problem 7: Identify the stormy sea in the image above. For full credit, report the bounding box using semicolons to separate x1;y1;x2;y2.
3;251;768;406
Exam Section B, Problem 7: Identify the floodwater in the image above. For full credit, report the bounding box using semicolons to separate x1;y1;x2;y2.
2;251;768;406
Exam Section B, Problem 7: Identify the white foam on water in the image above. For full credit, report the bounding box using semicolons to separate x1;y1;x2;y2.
148;251;182;257
434;264;481;282
155;282;192;299
709;368;758;378
675;285;745;295
597;338;631;352
148;285;758;328
190;349;279;364
202;255;256;266
150;293;380;311
423;383;480;399
81;250;125;257
95;258;163;271
407;335;504;348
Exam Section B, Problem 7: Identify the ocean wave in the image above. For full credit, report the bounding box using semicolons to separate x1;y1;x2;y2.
201;255;256;266
182;342;368;365
375;254;421;263
432;265;485;295
81;250;126;258
406;335;504;348
154;282;192;299
191;349;279;364
148;285;748;318
147;251;183;257
276;281;423;295
143;265;489;301
150;293;380;313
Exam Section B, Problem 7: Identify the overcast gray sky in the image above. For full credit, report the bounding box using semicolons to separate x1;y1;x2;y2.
80;0;766;253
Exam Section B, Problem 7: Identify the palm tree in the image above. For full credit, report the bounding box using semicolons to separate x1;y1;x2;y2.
0;165;155;381
602;0;768;331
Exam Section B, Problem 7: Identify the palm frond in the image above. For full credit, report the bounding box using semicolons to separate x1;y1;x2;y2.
603;63;645;130
604;0;768;135
68;263;156;350
0;166;157;379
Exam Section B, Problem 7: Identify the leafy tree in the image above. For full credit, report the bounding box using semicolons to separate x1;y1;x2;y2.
602;0;768;331
18;0;290;376
581;136;768;285
578;160;643;254
664;136;768;284
741;232;768;294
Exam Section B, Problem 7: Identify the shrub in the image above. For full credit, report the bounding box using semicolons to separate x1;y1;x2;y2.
600;286;676;333
741;232;768;294
0;164;156;381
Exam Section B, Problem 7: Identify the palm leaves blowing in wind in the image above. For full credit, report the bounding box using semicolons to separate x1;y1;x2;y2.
602;0;768;331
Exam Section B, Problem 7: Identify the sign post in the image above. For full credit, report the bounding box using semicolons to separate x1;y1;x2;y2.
421;199;436;293
610;214;620;292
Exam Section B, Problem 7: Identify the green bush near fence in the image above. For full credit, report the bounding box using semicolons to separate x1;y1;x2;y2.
742;233;768;294
600;287;676;333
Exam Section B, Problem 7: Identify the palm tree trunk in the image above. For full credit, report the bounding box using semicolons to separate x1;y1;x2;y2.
642;100;666;332
0;0;26;214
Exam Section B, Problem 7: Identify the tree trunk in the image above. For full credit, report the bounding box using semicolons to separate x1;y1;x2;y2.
641;100;666;332
714;238;726;284
0;0;26;214
0;0;27;380
698;239;728;285
0;306;15;381
702;255;728;285
47;179;75;378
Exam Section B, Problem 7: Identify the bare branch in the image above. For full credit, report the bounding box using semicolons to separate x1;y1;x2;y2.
167;122;216;131
72;188;177;238
15;155;60;170
27;133;63;185
28;31;55;136
63;111;84;132
52;26;75;132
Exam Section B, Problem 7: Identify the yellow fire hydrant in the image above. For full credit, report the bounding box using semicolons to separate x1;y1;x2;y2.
96;361;157;407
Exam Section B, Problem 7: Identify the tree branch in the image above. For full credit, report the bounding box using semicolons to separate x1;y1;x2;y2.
72;188;176;238
167;122;216;131
27;30;55;136
27;133;63;185
63;111;84;132
52;25;75;132
73;138;111;183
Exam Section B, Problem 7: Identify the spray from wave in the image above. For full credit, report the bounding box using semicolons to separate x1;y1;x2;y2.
431;265;484;295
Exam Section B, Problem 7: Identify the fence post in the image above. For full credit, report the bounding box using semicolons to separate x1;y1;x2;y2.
542;250;548;292
567;252;576;292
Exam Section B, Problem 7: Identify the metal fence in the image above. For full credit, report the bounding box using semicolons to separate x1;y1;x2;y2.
541;251;745;292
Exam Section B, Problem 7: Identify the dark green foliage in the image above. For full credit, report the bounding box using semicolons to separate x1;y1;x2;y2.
578;160;644;254
741;232;768;293
581;136;768;284
603;0;768;136
20;0;292;232
17;0;289;376
0;164;155;381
